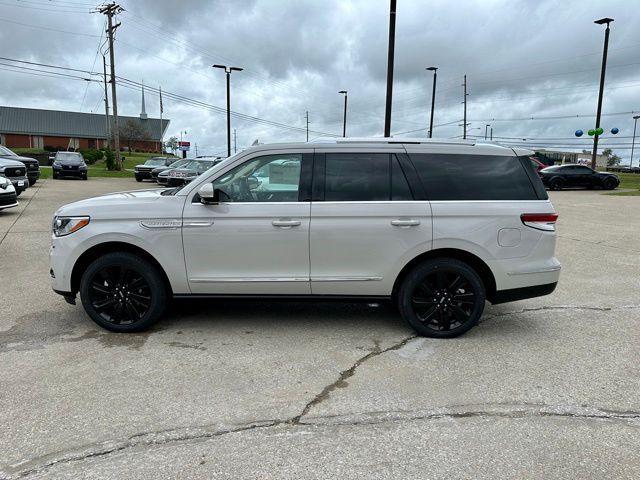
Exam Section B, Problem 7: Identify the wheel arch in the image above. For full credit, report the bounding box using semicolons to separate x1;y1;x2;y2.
70;241;173;296
392;248;497;302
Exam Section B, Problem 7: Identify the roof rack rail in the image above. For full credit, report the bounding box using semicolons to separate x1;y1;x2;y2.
309;137;476;146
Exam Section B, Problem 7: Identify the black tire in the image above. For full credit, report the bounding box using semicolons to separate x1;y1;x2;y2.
15;189;22;197
52;172;58;180
397;258;486;338
135;175;143;182
30;178;37;186
604;178;617;190
549;178;563;191
82;173;88;180
79;252;167;332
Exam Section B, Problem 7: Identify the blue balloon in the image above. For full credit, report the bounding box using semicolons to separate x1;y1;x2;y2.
611;127;619;134
575;129;583;137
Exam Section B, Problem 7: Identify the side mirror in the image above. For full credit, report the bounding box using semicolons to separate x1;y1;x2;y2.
198;184;230;204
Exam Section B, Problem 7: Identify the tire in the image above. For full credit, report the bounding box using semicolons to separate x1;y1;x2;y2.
15;189;22;197
135;175;143;182
397;258;486;338
549;178;563;191
82;173;88;180
604;178;617;190
79;252;167;332
53;172;58;180
30;178;37;186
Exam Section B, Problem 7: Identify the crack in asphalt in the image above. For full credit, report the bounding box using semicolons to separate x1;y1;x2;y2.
557;233;640;253
482;304;640;321
288;335;418;425
6;402;640;478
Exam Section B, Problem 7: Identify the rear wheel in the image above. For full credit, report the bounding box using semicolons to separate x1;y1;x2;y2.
549;178;563;191
397;258;486;338
79;252;167;332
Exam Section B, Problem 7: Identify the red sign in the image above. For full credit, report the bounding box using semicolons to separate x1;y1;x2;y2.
178;141;191;147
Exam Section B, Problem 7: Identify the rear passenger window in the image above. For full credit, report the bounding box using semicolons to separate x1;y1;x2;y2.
324;153;413;201
409;154;538;201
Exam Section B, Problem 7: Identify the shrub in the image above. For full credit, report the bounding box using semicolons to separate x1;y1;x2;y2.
104;148;116;171
79;148;104;165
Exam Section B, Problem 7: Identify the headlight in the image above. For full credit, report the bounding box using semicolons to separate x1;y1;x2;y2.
53;161;61;167
52;216;90;237
0;177;8;189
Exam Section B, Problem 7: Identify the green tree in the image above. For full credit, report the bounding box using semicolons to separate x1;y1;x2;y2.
165;136;179;155
118;120;151;153
602;148;621;166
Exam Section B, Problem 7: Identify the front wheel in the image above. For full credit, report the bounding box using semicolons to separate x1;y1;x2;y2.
79;252;167;332
549;178;563;191
604;178;617;190
397;258;486;338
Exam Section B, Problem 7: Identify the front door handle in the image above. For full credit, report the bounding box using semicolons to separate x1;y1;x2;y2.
272;219;301;228
391;219;421;227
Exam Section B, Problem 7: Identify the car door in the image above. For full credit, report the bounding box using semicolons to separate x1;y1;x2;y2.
309;150;432;296
182;151;312;295
574;165;595;187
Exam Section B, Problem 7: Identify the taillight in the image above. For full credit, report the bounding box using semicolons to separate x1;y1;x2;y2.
521;213;558;232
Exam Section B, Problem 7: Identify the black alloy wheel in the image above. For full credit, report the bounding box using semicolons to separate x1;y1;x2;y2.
604;177;617;190
398;258;485;338
549;178;563;191
80;252;167;332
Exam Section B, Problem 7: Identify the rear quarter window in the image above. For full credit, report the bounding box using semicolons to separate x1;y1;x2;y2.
408;153;544;201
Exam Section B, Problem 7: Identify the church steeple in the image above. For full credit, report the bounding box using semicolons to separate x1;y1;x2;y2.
140;80;148;120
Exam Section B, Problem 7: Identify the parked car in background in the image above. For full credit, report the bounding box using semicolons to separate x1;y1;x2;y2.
166;158;221;187
0;175;18;211
0;158;29;195
134;157;177;182
539;164;619;190
52;151;88;180
151;159;189;183
50;138;560;338
0;145;40;185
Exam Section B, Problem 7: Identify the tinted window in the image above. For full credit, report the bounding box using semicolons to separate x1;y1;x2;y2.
575;166;593;174
410;153;537;201
323;153;412;201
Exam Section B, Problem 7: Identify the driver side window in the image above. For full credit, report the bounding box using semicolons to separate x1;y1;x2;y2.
212;154;302;202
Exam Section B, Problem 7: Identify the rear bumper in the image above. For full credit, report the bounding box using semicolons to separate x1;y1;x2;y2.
491;282;557;304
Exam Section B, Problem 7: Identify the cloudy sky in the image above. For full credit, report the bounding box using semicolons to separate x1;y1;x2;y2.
0;0;639;163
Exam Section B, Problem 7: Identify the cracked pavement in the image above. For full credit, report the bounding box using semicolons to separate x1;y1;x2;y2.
1;180;639;479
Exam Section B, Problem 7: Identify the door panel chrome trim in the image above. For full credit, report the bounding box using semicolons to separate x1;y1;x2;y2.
310;276;383;282
189;277;309;283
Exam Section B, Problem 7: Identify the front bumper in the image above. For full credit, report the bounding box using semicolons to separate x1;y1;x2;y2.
54;167;86;177
167;177;190;187
0;190;18;210
9;176;29;193
135;170;153;179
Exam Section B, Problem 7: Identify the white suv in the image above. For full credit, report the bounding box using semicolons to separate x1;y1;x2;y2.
50;138;560;338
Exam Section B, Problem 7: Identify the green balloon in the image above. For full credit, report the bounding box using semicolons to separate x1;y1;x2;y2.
588;129;596;136
596;127;604;135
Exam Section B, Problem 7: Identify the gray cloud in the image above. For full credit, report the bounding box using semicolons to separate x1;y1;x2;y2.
0;0;638;161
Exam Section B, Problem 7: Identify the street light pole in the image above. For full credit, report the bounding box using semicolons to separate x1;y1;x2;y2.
213;64;243;157
631;115;640;169
383;0;397;137
426;67;437;138
339;90;348;137
484;124;490;140
591;17;614;170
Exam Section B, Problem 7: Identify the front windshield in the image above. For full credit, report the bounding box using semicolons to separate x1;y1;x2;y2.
169;159;188;168
145;158;167;166
56;152;84;163
0;145;17;156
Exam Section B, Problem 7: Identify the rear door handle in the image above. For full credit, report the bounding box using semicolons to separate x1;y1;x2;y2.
391;219;421;227
272;219;301;228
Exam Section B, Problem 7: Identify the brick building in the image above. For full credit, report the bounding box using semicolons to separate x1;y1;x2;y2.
0;105;170;152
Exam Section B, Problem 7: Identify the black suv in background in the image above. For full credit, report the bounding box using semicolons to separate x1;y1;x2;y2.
539;164;619;190
134;157;177;182
51;151;88;180
0;145;40;186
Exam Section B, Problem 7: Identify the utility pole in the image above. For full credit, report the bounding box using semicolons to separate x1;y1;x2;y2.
484;124;490;140
462;75;468;140
233;128;237;154
213;64;243;157
339;91;348;137
101;53;110;149
592;18;614;169
99;2;124;169
490;126;493;141
631;115;640;168
383;0;397;137
426;67;437;138
305;111;309;142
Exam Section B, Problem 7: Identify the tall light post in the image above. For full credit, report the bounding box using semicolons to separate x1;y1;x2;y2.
213;64;243;157
631;115;640;168
426;66;437;138
383;0;397;137
338;90;348;137
591;17;613;169
484;124;491;140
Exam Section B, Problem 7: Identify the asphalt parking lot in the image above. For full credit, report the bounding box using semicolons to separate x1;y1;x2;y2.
1;178;639;479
